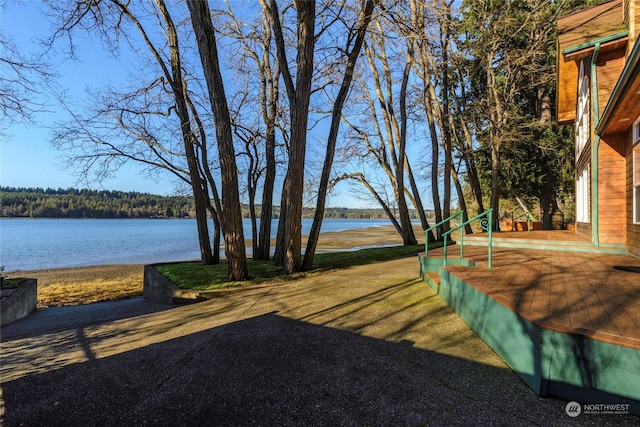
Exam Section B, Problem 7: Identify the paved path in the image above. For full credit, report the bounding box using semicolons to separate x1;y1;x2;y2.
1;257;637;425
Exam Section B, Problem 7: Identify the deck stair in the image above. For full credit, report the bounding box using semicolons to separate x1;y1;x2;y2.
418;254;474;292
423;271;441;289
460;234;629;255
418;231;640;413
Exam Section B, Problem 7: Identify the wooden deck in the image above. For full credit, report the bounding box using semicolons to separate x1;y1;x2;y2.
419;231;640;410
435;244;640;349
479;229;590;242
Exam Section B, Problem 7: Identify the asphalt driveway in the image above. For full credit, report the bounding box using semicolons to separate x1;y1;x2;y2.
1;257;636;426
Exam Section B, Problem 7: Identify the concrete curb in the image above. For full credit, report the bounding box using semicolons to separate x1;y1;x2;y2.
0;279;37;326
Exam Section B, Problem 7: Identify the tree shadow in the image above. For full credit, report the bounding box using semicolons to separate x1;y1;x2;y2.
444;246;640;416
3;312;629;426
1;298;173;341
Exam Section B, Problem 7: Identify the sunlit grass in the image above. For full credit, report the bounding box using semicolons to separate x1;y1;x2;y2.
16;241;443;306
155;260;284;291
157;243;440;291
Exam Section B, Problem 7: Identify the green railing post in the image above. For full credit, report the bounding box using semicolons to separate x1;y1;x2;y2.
512;209;533;232
424;211;463;256
488;209;493;268
443;234;449;266
442;209;494;269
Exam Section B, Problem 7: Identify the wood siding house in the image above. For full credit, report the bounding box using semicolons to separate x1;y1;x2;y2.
415;5;640;408
557;0;640;258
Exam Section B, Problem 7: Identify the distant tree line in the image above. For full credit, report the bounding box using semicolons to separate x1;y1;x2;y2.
0;187;194;218
5;0;593;278
0;186;413;220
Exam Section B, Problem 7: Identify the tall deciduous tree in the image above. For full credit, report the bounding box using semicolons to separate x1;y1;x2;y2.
47;0;215;264
187;0;248;280
225;0;282;261
301;0;377;270
340;5;419;246
269;0;315;274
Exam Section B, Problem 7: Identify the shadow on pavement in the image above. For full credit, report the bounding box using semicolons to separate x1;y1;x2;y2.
2;312;637;426
1;298;173;340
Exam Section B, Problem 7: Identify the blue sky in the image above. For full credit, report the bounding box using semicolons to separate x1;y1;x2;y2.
1;1;182;195
1;1;369;208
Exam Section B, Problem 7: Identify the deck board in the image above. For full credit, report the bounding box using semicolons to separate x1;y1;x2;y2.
427;232;640;348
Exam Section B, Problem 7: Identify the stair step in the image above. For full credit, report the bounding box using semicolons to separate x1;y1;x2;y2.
425;271;441;285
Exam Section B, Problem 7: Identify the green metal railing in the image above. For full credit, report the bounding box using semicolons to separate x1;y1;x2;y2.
443;209;494;269
512;211;532;232
423;211;463;257
501;206;532;232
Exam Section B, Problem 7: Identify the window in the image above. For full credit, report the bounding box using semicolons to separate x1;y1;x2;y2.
577;166;590;223
575;62;590;158
633;117;640;224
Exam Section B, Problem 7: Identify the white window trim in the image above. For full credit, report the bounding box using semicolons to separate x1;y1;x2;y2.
577;166;590;223
575;62;590;158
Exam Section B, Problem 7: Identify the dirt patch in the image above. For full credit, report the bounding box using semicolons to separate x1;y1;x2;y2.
8;265;145;308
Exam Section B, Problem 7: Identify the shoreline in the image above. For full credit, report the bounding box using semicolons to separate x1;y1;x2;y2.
5;225;424;307
8;224;424;275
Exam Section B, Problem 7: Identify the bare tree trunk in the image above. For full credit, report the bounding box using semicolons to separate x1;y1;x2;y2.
490;140;501;231
248;169;258;257
457;117;485;215
412;0;444;241
440;2;452;234
537;86;552;124
361;15;416;246
255;127;276;260
270;0;316;274
487;54;503;231
206;203;222;263
537;85;555;230
451;159;473;234
426;100;443;239
188;89;222;264
452;67;485;215
405;158;435;243
539;173;557;230
302;0;376;270
201;165;223;264
396;47;417;246
154;0;213;265
255;1;280;261
187;0;248;280
273;186;288;265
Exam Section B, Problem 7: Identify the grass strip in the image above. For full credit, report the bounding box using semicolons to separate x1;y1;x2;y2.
156;243;442;291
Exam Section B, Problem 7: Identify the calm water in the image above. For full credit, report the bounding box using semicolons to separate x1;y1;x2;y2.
0;218;392;271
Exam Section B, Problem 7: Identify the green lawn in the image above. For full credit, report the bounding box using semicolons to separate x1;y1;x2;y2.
155;243;441;291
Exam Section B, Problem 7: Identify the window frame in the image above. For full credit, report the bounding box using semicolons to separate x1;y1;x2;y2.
576;166;590;223
575;62;590;158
